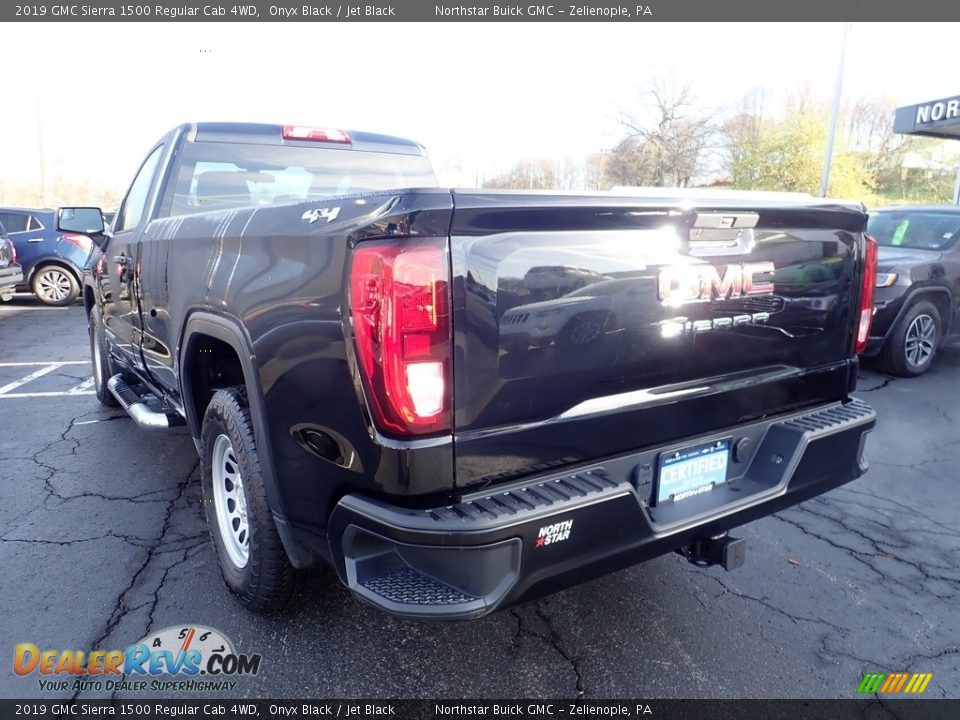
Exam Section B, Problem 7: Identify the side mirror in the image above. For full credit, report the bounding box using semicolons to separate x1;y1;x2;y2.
58;207;105;235
58;207;107;250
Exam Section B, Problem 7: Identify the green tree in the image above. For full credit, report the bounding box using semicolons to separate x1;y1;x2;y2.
872;137;957;205
723;104;871;199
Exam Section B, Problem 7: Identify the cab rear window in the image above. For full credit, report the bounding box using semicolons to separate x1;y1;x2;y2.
165;142;438;217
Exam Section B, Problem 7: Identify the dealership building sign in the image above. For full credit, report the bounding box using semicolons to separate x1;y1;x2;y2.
894;95;960;139
894;95;960;204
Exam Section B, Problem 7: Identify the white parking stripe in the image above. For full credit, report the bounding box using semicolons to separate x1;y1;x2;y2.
0;363;65;395
0;391;96;398
67;378;96;394
0;361;89;367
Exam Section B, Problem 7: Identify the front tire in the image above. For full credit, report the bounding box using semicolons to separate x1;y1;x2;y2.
200;386;302;612
88;306;118;407
32;265;79;306
878;300;941;377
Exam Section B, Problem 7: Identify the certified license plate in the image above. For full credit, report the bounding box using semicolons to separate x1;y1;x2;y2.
656;439;730;504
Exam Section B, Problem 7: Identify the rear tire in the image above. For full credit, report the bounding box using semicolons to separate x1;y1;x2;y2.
89;306;118;407
878;300;941;377
32;265;79;306
200;386;303;612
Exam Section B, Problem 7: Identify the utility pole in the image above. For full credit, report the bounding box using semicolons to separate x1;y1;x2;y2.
31;26;48;206
819;22;851;198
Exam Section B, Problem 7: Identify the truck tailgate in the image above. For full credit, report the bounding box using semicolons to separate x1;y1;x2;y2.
449;192;868;489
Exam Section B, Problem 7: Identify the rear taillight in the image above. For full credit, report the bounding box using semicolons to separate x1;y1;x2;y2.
61;233;93;253
9;241;16;264
349;239;451;437
854;234;879;354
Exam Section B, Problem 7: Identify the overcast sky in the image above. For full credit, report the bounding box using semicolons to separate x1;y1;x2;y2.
5;22;960;192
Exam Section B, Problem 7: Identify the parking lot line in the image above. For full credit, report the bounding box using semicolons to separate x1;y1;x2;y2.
0;390;96;398
68;377;96;394
0;361;89;367
0;360;94;398
0;363;66;395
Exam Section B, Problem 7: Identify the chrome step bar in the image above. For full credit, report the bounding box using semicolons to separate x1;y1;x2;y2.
107;375;184;431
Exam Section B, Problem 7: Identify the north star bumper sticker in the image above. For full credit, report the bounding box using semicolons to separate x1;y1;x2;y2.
535;519;573;548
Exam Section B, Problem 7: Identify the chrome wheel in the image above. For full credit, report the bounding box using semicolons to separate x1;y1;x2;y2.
212;434;250;568
904;313;936;368
570;319;602;345
36;268;73;303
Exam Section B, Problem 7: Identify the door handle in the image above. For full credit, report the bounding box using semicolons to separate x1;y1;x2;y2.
113;255;131;266
27;238;44;243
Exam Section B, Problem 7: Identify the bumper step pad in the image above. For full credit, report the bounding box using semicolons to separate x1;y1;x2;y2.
361;568;477;607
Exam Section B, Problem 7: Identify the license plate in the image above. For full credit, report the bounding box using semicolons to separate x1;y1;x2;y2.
656;439;730;504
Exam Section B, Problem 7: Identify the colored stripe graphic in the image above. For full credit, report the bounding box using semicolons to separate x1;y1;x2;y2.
906;673;933;694
857;674;885;694
858;672;932;694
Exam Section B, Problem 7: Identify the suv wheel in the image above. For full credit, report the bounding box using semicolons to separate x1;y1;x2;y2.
89;306;118;407
562;313;606;346
32;265;79;306
200;386;303;612
879;300;941;377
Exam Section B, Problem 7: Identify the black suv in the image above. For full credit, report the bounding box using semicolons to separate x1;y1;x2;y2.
864;206;960;376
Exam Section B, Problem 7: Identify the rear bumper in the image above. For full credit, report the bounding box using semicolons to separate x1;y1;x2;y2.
327;398;876;619
0;266;23;293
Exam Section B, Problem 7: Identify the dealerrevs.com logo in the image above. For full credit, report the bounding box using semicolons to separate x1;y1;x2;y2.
14;625;261;693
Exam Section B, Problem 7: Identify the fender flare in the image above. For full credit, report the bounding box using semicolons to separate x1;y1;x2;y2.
883;285;955;341
179;310;316;568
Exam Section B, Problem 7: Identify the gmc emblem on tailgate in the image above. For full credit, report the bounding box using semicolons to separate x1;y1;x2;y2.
657;262;775;304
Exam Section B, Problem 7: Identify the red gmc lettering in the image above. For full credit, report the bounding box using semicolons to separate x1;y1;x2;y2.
658;262;775;304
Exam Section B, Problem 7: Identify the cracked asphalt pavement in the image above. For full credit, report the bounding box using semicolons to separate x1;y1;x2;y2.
1;296;958;700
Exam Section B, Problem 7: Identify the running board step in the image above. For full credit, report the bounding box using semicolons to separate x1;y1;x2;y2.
107;375;184;431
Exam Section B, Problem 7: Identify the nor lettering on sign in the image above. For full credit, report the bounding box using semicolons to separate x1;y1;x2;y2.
894;94;960;138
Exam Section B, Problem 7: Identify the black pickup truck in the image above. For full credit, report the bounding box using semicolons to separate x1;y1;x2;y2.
61;123;878;618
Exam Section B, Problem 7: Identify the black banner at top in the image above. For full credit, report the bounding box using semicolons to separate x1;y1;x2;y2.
5;0;960;22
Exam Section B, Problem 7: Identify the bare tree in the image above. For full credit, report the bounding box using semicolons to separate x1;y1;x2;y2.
483;159;557;190
619;80;714;187
601;137;656;188
788;81;820;115
845;96;900;176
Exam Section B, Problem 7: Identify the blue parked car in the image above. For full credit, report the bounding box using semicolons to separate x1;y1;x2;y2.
0;207;96;305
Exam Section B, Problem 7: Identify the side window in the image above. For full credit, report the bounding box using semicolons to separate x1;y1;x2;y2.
0;213;29;233
28;215;44;231
115;145;164;233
